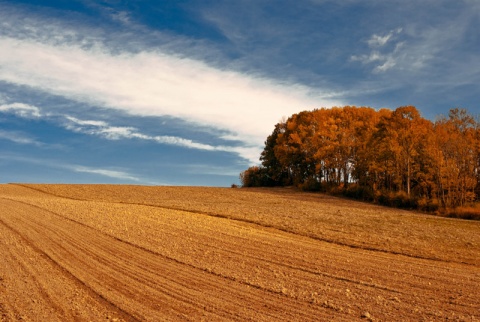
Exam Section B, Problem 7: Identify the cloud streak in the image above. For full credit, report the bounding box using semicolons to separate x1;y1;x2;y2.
0;102;262;163
69;165;141;182
350;28;404;73
63;115;261;163
0;14;343;164
0;130;42;146
367;28;402;47
0;103;41;118
0;153;146;183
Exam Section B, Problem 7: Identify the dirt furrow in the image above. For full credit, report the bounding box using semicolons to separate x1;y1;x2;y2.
3;198;322;319
0;198;346;321
13;183;479;266
11;194;480;319
0;218;135;322
1;184;479;321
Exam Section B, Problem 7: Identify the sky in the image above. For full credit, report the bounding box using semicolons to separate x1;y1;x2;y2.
0;0;479;186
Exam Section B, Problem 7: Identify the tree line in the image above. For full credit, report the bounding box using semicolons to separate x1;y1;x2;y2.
240;106;480;215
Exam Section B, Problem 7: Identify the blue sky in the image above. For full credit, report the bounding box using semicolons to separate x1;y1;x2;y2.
0;0;479;186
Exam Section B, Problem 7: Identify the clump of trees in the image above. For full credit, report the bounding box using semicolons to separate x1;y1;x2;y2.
240;106;480;216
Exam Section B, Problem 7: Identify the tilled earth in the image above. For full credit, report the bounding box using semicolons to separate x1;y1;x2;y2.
0;184;479;321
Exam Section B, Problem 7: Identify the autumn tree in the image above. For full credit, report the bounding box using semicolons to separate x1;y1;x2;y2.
241;105;479;214
352;107;388;190
274;111;319;187
433;108;478;208
370;106;433;197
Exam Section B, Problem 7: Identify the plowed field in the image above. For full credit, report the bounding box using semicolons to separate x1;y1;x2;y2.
0;184;479;321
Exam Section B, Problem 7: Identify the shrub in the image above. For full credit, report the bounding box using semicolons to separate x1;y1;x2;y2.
343;184;375;202
298;177;322;191
240;166;270;187
328;185;344;196
377;190;417;209
377;191;393;207
446;207;480;220
400;192;418;208
417;197;440;212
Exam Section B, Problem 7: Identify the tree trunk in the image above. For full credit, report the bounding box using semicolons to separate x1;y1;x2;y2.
407;157;411;197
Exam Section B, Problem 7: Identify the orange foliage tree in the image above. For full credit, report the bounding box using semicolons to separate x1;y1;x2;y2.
240;106;480;212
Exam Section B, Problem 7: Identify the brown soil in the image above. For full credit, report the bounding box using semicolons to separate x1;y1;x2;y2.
0;184;479;321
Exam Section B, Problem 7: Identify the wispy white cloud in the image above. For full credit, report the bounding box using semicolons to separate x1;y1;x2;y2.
367;34;391;47
0;99;262;163
374;57;397;73
350;51;382;64
64;116;107;127
0;36;331;142
351;0;480;81
0;153;147;183
0;103;41;118
0;4;344;165
109;11;132;25
367;28;402;47
69;165;141;182
62;115;261;162
64;116;136;140
0;130;42;146
350;28;403;73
